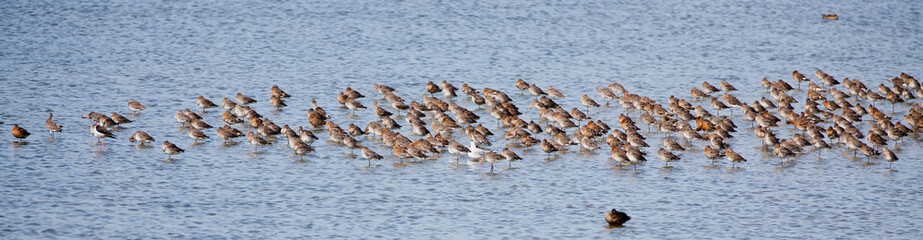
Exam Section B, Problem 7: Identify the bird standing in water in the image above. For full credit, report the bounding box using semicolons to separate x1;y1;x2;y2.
127;99;146;112
161;140;185;159
12;124;31;142
90;122;115;149
45;113;62;137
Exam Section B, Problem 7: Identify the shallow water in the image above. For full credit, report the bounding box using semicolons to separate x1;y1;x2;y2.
1;0;922;238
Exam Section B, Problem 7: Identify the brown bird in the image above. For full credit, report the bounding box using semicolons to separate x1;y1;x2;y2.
520;135;540;148
690;87;708;99
859;145;880;162
702;81;720;94
12;124;31;141
297;126;318;144
425;81;441;96
270;95;286;108
247;132;269;150
719;80;737;91
271;85;291;98
882;147;898;170
222;111;243;124
203;125;233;141
610;147;629;167
725;149;746;167
292;143;314;161
435;137;465;159
596;87;617;104
773;143;795;164
127;99;146;112
515;79;529;93
189;118;212;130
183;109;202;120
129;131;155;145
344;87;364;99
161;140;184;159
528;84;546;96
581;94;600;112
657;148;680;167
547;86;565;98
45;113;62;137
479;151;505;173
710;98;729;116
502;147;521;167
392;144;410;162
348;123;366;137
196;96;219;111
344;98;366;114
236;93;257;105
605;209;631;226
625;146;646;164
662;137;685;151
221;98;237;110
307;110;327;129
540;139;558;156
360;145;383;166
109;112;132;125
704;145;722;163
442;81;457;97
175;110;192;125
187;128;209;143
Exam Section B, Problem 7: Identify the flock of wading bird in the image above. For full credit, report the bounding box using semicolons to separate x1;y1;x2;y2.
8;70;922;172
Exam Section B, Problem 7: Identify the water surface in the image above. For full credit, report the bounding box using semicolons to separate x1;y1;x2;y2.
1;0;921;238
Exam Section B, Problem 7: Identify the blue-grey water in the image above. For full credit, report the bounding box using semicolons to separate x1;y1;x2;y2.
1;0;922;238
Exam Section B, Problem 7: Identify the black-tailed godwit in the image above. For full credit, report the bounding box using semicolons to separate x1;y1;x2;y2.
161;140;184;159
45;113;62;137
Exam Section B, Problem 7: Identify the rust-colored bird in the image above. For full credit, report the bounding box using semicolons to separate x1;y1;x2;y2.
12;124;30;141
